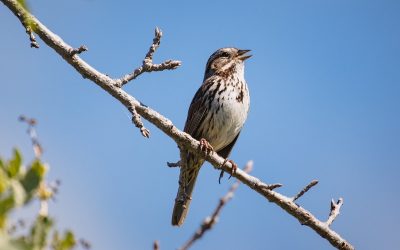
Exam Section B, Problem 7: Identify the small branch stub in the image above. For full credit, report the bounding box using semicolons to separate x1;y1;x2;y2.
326;198;344;226
292;179;319;202
70;45;88;56
257;182;283;191
129;106;150;138
26;25;39;48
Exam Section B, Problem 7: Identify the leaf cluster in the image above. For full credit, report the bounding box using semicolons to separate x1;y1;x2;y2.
0;149;78;250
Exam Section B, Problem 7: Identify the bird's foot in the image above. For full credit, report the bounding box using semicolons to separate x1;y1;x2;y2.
199;138;214;155
218;159;238;183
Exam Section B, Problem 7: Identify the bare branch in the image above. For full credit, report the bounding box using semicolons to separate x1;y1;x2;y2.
19;115;43;158
79;238;91;249
18;115;55;218
292;179;319;202
326;198;344;226
146;27;162;61
114;27;181;87
179;161;253;250
1;1;354;249
129;105;150;138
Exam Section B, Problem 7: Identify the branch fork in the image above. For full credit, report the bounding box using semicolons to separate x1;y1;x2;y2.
114;27;181;88
327;198;344;226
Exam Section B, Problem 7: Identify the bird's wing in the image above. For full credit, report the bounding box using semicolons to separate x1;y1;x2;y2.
183;81;213;138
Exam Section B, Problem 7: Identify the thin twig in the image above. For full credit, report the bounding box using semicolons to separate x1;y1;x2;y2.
129;105;150;138
114;27;181;87
19;115;43;158
292;180;319;202
326;198;344;226
18;115;53;217
179;161;253;250
79;239;92;249
1;2;354;249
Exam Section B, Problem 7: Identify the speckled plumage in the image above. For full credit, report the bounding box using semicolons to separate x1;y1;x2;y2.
172;48;251;226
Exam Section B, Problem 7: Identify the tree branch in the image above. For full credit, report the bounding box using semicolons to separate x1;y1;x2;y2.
1;1;354;249
327;198;344;226
129;104;150;138
18;115;43;158
292;179;319;202
114;27;181;88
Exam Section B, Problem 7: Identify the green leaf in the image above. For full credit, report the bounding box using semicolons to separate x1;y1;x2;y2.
0;233;30;250
0;168;9;194
0;158;4;170
21;160;46;199
0;196;14;229
8;149;22;178
52;230;76;250
10;181;27;206
30;215;53;250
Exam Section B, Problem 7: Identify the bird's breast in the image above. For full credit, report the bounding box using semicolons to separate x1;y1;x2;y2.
204;80;250;151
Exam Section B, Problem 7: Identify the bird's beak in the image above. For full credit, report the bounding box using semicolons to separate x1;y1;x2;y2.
237;49;252;61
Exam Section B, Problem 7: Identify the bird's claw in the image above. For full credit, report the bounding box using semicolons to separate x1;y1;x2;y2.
218;159;238;183
227;159;238;178
199;138;214;155
218;170;224;184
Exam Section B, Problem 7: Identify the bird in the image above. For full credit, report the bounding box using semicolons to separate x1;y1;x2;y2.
171;47;251;226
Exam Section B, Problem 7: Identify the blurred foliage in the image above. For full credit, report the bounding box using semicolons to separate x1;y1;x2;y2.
0;149;79;250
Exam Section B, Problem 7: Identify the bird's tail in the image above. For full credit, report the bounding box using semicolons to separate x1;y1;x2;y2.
172;155;203;226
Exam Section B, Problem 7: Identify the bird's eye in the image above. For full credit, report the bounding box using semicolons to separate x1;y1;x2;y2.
220;52;230;58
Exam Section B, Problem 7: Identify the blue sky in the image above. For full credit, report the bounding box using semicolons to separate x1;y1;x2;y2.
1;0;399;249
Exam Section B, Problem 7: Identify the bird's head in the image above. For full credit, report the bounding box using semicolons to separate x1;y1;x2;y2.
204;47;251;80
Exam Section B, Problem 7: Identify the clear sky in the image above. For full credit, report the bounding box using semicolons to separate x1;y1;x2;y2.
1;0;399;249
